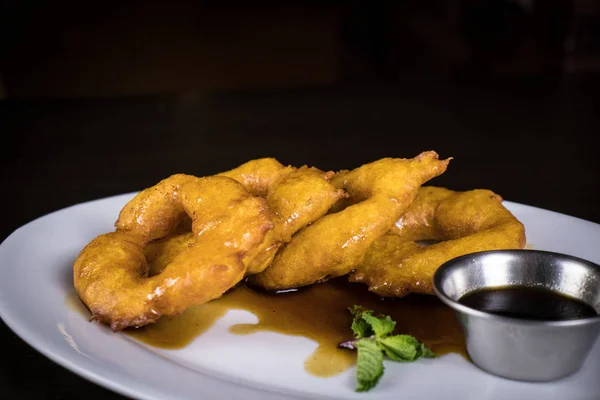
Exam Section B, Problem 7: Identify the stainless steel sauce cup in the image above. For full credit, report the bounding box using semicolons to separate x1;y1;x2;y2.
433;249;600;381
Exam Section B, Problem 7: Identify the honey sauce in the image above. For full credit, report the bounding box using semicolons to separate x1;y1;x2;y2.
68;278;466;377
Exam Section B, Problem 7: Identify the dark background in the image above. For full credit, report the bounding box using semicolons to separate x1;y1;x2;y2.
2;0;600;99
1;1;600;399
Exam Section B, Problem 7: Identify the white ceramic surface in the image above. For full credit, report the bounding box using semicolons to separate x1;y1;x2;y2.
1;193;599;400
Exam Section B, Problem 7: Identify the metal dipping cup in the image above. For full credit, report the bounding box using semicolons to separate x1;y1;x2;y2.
433;250;600;382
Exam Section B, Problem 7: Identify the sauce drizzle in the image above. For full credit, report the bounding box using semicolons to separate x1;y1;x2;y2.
68;279;466;377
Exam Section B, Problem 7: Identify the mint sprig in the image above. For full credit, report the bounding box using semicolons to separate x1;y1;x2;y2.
355;339;384;392
341;306;436;392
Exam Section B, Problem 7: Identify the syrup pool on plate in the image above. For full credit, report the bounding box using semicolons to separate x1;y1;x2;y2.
68;278;467;377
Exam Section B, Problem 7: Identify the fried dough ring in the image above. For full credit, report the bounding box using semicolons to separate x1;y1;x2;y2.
243;166;346;274
249;151;451;290
220;158;346;274
145;159;346;276
349;186;526;297
73;174;272;331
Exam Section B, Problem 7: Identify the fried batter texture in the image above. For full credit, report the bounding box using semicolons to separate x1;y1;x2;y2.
74;153;530;333
145;159;346;276
249;151;451;290
219;157;295;197
244;166;346;274
74;175;272;331
349;187;526;297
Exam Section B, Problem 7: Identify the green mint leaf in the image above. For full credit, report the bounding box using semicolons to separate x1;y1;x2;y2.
349;305;369;317
361;312;396;338
349;305;396;339
351;316;372;339
349;306;373;338
355;338;384;392
378;335;420;362
418;342;436;358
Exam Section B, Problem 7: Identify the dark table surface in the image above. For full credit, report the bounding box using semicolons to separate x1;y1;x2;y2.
1;78;599;399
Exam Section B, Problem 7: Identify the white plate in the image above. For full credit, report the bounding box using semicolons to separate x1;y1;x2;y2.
1;193;600;400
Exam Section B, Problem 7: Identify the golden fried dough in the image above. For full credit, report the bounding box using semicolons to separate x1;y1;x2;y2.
221;159;346;273
74;154;530;334
144;228;194;276
142;161;346;276
349;187;526;297
219;157;294;197
249;151;451;290
245;166;346;274
74;175;272;331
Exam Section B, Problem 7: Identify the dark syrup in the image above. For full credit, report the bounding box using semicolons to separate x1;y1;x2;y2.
123;278;467;377
459;286;598;321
